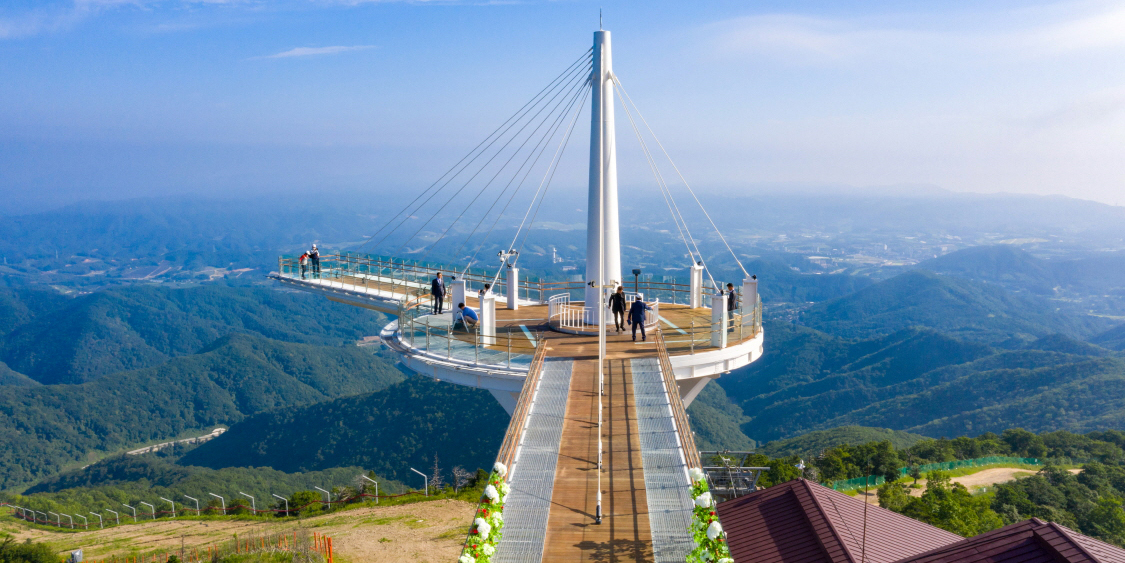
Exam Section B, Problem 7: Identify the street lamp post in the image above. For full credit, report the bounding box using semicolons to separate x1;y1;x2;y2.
62;514;73;529
140;502;155;520
122;504;137;523
632;268;641;294
271;494;289;517
105;509;120;526
313;487;332;508
76;514;87;530
48;512;60;527
409;468;428;497
184;495;200;516
238;492;255;514
208;494;225;515
361;475;379;504
90;512;103;529
160;497;175;518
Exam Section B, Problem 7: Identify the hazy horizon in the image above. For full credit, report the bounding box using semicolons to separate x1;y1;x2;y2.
3;0;1124;210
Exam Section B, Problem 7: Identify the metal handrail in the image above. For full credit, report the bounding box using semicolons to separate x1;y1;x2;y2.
655;327;702;471
494;338;550;475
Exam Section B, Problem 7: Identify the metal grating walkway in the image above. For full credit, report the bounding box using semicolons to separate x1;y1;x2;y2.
493;358;573;563
631;357;696;563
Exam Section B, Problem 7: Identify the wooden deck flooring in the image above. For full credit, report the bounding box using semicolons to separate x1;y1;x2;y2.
542;358;654;563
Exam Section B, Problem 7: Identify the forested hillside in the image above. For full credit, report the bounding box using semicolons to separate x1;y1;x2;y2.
717;320;1125;444
0;285;388;385
179;376;510;483
0;333;404;490
800;270;1112;345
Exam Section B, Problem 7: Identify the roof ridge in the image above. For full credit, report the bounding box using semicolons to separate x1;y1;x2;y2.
800;479;859;563
1046;521;1103;563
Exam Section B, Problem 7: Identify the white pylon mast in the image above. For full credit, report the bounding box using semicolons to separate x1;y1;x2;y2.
585;29;621;316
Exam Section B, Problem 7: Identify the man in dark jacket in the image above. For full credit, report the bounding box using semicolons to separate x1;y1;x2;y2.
726;283;738;330
431;272;446;314
628;295;652;342
609;286;627;333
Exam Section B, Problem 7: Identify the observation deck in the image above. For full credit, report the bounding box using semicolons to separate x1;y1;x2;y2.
270;252;764;412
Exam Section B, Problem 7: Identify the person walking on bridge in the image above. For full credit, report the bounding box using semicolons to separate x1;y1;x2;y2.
431;272;446;314
627;294;652;342
608;286;626;333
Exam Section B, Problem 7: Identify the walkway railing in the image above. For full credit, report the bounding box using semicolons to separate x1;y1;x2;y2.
548;292;660;334
495;339;549;477
661;297;763;354
395;287;539;369
655;327;702;471
278;250;749;307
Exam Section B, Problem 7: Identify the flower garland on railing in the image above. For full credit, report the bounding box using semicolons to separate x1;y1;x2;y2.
687;467;733;563
458;462;510;563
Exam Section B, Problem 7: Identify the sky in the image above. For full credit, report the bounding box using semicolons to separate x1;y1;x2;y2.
1;0;1124;211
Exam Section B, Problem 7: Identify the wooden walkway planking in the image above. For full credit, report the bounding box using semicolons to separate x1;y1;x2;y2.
542;358;655;563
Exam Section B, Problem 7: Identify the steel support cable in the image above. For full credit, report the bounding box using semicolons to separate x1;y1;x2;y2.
482;81;590;287
391;63;591;258
510;81;591;269
357;49;592;253
418;66;590;264
373;57;591;256
611;79;703;276
613;77;750;278
612;76;715;289
612;78;717;291
450;78;590;270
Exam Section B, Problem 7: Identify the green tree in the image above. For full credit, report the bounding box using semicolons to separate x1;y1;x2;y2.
877;482;912;512
1083;496;1125;546
900;471;1004;537
0;538;59;563
288;491;322;517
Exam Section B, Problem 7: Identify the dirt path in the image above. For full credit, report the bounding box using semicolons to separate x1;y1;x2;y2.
854;467;1079;505
2;499;474;563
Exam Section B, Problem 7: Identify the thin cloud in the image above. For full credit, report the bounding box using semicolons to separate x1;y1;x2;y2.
258;45;376;59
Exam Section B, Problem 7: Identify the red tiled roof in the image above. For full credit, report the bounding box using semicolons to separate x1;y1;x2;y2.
896;519;1125;563
716;479;961;563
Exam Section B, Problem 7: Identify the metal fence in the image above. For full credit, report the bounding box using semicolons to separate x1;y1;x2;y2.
827;456;1043;491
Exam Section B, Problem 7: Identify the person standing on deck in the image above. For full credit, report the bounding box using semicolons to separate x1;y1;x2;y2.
627;294;652;342
608;286;627;333
309;245;321;277
726;282;738;331
431;272;446;315
299;252;309;279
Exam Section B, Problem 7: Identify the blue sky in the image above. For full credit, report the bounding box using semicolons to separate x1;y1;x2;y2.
2;0;1124;210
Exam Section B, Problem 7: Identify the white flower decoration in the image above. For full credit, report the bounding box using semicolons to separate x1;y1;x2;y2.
474;517;491;541
694;492;713;508
491;511;504;525
499;482;511;496
707;520;723;541
702;551;713;561
493;461;508;477
459;555;476;563
483;485;499;501
481;544;496;556
689;467;706;483
719;558;734;563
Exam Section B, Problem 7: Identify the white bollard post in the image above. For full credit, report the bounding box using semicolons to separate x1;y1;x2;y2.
711;293;728;349
690;263;704;309
452;280;468;310
480;294;497;346
742;276;758;327
506;267;519;310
